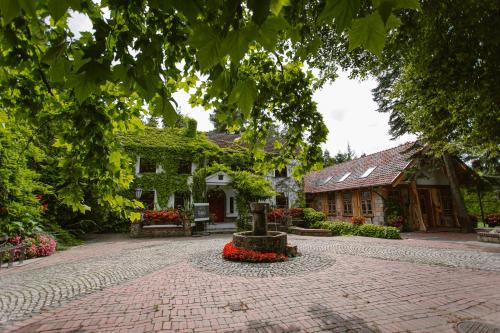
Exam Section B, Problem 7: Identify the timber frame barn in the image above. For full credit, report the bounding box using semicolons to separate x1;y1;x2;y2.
304;142;472;231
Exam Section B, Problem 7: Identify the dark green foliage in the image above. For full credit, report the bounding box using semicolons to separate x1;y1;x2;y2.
316;221;401;239
303;208;326;227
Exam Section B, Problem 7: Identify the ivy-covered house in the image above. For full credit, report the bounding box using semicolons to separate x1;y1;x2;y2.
304;142;473;231
120;123;301;225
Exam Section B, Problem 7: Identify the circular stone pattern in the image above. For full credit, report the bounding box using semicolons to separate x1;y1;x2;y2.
232;231;287;254
191;250;336;278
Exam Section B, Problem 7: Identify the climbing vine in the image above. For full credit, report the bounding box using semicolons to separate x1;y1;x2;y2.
119;125;220;208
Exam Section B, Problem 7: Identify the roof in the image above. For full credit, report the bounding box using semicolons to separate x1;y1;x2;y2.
304;142;419;193
205;132;278;153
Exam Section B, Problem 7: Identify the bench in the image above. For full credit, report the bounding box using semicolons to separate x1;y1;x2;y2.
0;235;26;269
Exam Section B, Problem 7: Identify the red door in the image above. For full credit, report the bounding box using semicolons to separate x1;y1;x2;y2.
208;190;225;223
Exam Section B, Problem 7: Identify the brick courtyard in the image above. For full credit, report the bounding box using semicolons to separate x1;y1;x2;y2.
1;233;500;332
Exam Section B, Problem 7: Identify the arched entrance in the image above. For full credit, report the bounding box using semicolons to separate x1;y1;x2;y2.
208;188;226;223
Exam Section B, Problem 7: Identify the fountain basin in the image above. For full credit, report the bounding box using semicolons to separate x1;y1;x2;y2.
232;231;287;255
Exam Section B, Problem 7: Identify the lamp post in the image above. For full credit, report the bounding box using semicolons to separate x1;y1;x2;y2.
135;188;143;200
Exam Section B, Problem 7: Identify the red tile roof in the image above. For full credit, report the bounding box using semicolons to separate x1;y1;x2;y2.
304;142;419;193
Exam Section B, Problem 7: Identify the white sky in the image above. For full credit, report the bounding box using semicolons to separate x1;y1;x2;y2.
69;12;416;157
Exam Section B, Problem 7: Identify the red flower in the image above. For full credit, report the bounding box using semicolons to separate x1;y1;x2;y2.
42;203;48;210
267;208;285;220
289;208;304;217
350;216;366;225
222;242;287;263
37;195;43;200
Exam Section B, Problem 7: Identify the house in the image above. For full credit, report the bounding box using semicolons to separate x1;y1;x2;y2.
122;126;300;224
304;142;471;231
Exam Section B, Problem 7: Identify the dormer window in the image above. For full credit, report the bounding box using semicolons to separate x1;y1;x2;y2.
360;167;377;178
319;176;334;186
338;172;351;182
275;168;288;178
139;158;156;174
218;174;224;180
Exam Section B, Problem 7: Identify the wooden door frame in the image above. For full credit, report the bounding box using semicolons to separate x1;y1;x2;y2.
417;189;435;229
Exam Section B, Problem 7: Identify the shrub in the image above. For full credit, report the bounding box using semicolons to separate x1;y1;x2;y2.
303;208;325;226
222;242;287;263
267;208;285;220
7;234;57;259
289;208;304;218
143;209;181;225
485;212;499;227
314;221;401;239
350;216;366;225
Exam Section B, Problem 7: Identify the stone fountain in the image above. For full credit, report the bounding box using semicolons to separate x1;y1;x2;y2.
232;202;296;256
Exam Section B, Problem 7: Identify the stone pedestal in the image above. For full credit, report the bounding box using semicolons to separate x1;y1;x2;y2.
233;231;287;255
250;202;269;236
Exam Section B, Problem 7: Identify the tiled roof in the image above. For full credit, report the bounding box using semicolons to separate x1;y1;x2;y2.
304;142;419;193
205;132;278;153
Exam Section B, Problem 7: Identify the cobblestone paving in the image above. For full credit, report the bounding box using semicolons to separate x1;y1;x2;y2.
1;234;500;332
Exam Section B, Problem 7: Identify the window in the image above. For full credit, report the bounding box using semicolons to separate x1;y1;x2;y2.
139;158;156;174
140;190;155;210
361;191;373;215
305;193;315;208
275;193;288;208
319;176;334;186
174;192;189;208
440;190;453;215
218;174;224;180
275;168;288;178
343;192;353;215
338;172;351;182
177;160;192;174
360;167;377;178
229;197;234;214
327;192;336;215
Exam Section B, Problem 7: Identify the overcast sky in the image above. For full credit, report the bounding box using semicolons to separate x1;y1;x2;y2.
69;12;415;156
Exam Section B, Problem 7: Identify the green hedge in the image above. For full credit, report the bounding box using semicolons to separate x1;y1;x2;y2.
315;221;401;239
303;208;325;226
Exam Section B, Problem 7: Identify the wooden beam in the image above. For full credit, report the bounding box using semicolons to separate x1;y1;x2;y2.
409;180;427;231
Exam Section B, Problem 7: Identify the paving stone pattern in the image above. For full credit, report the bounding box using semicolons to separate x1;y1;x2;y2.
1;235;500;332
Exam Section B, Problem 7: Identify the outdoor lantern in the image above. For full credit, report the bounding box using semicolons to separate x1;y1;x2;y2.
135;187;143;199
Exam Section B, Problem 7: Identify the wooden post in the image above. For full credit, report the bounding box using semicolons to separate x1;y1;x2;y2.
409;181;426;231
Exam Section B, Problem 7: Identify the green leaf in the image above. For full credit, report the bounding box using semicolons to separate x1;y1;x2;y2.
221;24;258;62
394;0;421;10
348;12;386;57
247;0;271;25
48;0;69;22
48;57;70;82
258;16;288;50
385;14;401;29
151;92;178;126
270;0;289;16
109;151;122;171
67;73;98;102
188;24;221;70
228;79;258;118
319;0;360;30
41;40;66;65
0;0;21;24
19;0;36;16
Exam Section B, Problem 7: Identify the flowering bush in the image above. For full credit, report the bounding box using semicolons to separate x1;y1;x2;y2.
350;216;366;225
485;212;499;227
7;234;57;259
267;208;285;220
289;208;304;218
388;215;404;228
222;242;287;263
143;209;181;225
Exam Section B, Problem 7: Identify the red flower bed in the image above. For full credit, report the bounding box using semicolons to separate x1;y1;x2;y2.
267;208;285;220
350;216;366;225
485;212;499;227
143;209;181;225
222;242;287;263
7;234;56;259
289;208;304;217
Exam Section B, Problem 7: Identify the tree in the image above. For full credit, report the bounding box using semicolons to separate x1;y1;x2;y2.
0;0;417;227
323;143;355;166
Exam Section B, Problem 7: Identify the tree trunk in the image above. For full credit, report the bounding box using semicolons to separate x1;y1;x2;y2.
443;155;472;232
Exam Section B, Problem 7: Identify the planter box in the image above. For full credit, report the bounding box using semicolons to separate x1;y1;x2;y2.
130;219;191;238
288;226;332;237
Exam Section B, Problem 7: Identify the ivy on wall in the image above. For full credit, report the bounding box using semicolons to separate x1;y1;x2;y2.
119;125;220;208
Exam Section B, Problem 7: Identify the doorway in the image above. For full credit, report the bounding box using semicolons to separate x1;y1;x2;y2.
208;188;226;223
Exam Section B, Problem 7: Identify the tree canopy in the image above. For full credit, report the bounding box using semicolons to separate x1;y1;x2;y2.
0;0;419;230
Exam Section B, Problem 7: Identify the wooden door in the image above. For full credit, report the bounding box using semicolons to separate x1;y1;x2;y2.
208;190;225;223
418;190;434;228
